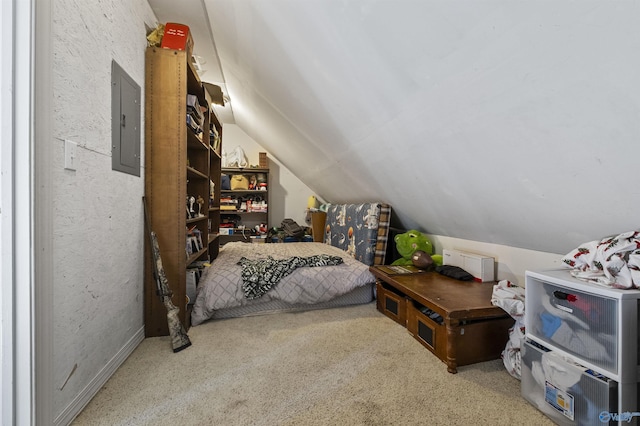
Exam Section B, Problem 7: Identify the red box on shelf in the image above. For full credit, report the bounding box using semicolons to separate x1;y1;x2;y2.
161;23;193;57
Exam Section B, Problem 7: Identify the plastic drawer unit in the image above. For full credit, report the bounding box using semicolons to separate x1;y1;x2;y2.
525;269;640;379
524;269;640;424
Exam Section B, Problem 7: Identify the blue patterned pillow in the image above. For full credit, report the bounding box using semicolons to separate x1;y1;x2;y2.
323;203;390;266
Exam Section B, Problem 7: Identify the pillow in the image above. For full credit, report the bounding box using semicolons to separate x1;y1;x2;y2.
324;203;391;266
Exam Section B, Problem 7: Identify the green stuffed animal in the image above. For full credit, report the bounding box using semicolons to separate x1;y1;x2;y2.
391;230;442;266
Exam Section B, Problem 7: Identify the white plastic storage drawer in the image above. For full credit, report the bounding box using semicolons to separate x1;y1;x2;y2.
521;340;617;425
526;277;618;373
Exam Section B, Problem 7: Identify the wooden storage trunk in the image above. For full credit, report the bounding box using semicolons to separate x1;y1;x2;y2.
371;266;514;373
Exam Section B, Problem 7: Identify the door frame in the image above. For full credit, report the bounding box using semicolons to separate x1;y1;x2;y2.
1;0;53;424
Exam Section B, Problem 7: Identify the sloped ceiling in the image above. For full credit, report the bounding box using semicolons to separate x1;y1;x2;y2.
149;0;640;254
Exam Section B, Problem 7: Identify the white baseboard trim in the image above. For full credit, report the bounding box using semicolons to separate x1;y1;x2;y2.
54;327;145;426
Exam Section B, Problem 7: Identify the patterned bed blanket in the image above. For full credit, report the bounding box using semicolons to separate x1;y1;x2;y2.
238;254;344;299
191;242;376;325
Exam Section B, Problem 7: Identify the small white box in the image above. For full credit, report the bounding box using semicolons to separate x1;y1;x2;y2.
219;228;234;235
442;249;495;282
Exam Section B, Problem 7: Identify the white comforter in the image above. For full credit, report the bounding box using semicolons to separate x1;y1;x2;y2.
191;242;376;325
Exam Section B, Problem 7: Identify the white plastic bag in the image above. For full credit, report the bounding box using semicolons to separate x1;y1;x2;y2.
225;146;248;168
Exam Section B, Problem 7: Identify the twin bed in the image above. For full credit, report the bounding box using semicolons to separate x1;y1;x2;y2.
191;202;391;325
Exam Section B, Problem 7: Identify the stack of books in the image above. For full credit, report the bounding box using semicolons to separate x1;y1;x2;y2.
186;94;204;137
220;196;238;211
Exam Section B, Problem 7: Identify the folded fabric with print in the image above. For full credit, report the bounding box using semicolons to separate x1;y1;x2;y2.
491;280;525;318
562;230;640;289
238;254;343;299
491;280;526;379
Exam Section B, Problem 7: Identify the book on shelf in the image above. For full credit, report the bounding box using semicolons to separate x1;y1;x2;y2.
188;109;202;126
185;226;203;256
186;114;202;135
186;94;204;122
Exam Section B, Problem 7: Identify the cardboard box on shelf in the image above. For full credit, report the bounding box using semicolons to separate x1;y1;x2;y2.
259;152;268;168
219;228;234;235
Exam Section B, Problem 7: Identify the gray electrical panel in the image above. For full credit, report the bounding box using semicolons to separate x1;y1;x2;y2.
111;60;141;176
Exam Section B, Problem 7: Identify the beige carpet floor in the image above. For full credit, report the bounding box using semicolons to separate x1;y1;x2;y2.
72;303;553;425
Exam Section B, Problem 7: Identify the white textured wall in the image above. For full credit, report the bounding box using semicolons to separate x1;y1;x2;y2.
222;124;322;227
51;0;156;421
207;1;640;256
